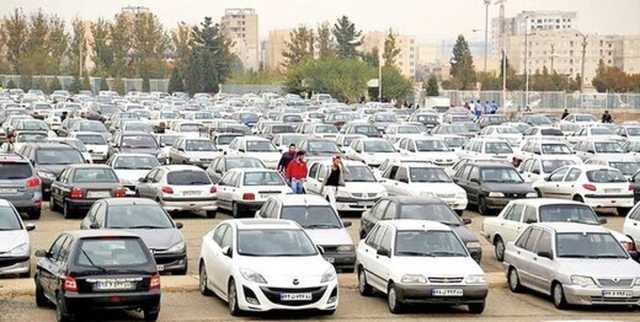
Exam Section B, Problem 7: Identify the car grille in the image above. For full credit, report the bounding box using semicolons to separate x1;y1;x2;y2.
428;276;464;284
598;278;634;288
504;193;527;198
260;286;327;306
437;193;456;199
591;296;640;304
352;192;378;198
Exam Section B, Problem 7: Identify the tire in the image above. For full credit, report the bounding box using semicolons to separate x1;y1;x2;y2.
56;292;72;322
618;207;631;217
494;237;505;262
468;301;485;314
507;267;523;293
231;202;239;218
358;268;373;296
478;196;490;216
35;278;49;307
199;262;213;296
63;201;74;219
552;282;568;309
143;309;159;321
205;210;217;218
387;283;403;314
228;279;243;316
26;208;41;220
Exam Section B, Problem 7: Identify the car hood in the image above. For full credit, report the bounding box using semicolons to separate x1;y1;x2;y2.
483;182;534;193
123;228;183;250
391;256;483;276
237;255;333;286
304;228;353;247
86;144;109;153
556;258;640;277
115;169;151;184
0;230;28;253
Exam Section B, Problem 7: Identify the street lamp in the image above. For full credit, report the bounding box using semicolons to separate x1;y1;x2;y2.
483;0;491;73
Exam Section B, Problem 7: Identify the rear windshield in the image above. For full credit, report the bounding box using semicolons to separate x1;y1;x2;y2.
106;205;173;229
586;169;626;183
243;172;285;186
0;163;32;179
76;238;151;267
73;168;118;183
36;148;84;165
76;134;107;145
167;170;211;185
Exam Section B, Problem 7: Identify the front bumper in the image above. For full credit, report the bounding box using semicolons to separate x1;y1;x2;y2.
322;251;356;271
153;251;187;274
160;197;217;212
0;256;30;275
436;196;468;211
63;289;161;312
335;197;378;212
394;283;488;305
563;285;640;306
583;195;634;208
236;280;338;312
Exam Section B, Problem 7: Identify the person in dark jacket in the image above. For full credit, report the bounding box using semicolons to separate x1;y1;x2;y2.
602;110;613;123
277;144;297;173
561;109;569;120
321;155;347;207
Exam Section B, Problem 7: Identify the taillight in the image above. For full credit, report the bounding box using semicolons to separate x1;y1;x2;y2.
69;187;84;199
63;276;78;292
149;273;161;290
242;192;255;201
210;186;217;193
113;188;126;198
582;184;597;192
26;176;41;188
161;186;174;194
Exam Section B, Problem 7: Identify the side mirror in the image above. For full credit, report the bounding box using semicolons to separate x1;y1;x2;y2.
25;223;36;231
537;250;553;259
543;175;551;182
462;218;472;225
89;223;99;229
377;248;390;257
598;217;608;224
34;249;48;258
343;220;353;228
175;222;184;229
221;246;233;258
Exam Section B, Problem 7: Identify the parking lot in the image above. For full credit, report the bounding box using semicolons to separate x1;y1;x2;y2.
2;203;638;322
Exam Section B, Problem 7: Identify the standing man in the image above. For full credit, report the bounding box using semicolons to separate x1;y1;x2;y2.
602;110;613;123
286;151;308;194
321;155;347;208
277;144;297;174
561;109;570;120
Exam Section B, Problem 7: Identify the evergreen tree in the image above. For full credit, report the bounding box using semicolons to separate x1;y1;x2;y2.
69;75;82;93
425;75;440;96
68;18;87;77
142;77;150;92
316;22;334;59
382;29;401;67
112;77;125;95
449;35;476;90
48;77;62;92
282;26;314;68
332;16;362;59
362;47;380;68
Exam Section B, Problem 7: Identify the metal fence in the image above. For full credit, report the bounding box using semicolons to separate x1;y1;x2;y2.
441;90;640;110
0;75;169;94
219;84;284;95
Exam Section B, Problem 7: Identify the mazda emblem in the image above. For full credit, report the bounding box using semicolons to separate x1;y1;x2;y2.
292;278;299;285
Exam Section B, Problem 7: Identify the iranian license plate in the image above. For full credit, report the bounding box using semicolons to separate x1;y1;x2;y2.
87;191;111;198
0;188;17;194
280;293;312;301
605;188;621;193
183;191;201;196
602;290;633;298
96;280;135;291
432;289;463;297
357;201;373;206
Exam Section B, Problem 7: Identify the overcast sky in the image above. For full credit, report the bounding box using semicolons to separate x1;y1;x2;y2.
3;0;640;42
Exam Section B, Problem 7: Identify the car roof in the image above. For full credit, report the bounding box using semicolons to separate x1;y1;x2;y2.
381;195;447;205
65;229;142;239
508;198;587;207
533;222;607;234
269;194;330;206
571;164;619;171
380;220;452;231
101;197;158;206
230;218;302;230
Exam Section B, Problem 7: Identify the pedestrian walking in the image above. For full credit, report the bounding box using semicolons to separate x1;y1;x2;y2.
277;144;297;174
321;155;347;208
286;151;308;194
602;110;613;123
561;109;570;120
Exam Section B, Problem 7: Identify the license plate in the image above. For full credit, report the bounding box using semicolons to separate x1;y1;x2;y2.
156;265;165;271
87;191;111;198
183;191;201;196
357;201;373;206
605;188;621;193
602;290;633;298
432;289;463;297
0;188;17;194
95;280;135;291
280;293;312;301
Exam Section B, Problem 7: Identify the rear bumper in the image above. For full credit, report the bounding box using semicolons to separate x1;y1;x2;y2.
154;252;188;273
160;198;217;212
66;199;99;211
583;195;634;208
64;290;161;312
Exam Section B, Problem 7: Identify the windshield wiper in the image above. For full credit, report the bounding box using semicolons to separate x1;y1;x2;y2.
431;251;466;257
80;249;107;273
304;224;340;229
120;225;167;229
397;251;434;257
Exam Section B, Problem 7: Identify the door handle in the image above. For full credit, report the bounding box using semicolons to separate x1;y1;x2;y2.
533;257;538;261
634;223;637;226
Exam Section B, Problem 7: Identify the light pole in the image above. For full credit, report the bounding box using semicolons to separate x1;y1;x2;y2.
378;49;383;102
483;0;491;73
577;32;587;93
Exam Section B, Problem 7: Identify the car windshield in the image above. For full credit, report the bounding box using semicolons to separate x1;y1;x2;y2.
556;232;627;258
541;160;576;173
591;127;614;135
107;205;173;229
586;169;627;183
462;122;480;132
440;125;467;134
399;205;461;225
444;137;465;148
395;230;467;257
216;135;239;145
315;125;338;134
36;149;84;165
243;172;284;186
124;123;152;132
526;115;553;125
76;238;151;267
19;121;48;131
271;125;295;134
281;206;342;229
78;122;107;132
541;144;572;154
76;134;107;145
166;170;211;185
396;126;421;134
159;135;180;147
282;115;302;123
540;128;563;136
485;142;513;154
246;141;277;152
594;142;624;153
480;168;523;183
0;163;32;179
226;158;264;169
17;132;47;142
540;205;600;225
237;229;317;257
122;135;158;149
409;168;452;183
345;165;376;182
364;140;394;153
186;140;216;151
0;207;21;230
180;124;201;132
308;141;339;153
609;162;640;176
496;127;520;134
375;114;397;122
415;140;448;152
73;168;118;183
114;156;159;170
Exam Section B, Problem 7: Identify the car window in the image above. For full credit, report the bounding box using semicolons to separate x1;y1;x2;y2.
394;167;409;182
506;204;524;222
58;236;73;262
379;227;393;252
220;226;233;249
48;235;68;261
373;200;390;219
549;167;569;182
469;166;480;181
382;202;397;220
95;204;106;224
523;206;537;223
515;227;531;249
220;172;234;186
564;168;581;182
535;231;552;254
372;226;387;249
386;165;399;179
524;228;542;252
318;165;328;182
308;163;319;179
365;225;380;248
213;224;228;246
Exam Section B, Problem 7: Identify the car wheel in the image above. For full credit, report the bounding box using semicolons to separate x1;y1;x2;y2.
552;282;568;309
478;196;490;216
199;263;213;296
231;202;239;218
63;201;73;219
618;207;631;216
494;237;505;262
228;279;243;316
387;283;403;314
358;268;374;296
27;207;41;220
508;267;522;293
143;309;159;321
56;292;72;322
468;301;485;314
35;277;49;307
205;210;217;218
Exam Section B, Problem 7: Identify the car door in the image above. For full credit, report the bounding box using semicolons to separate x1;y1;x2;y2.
466;166;482;204
624;205;640;248
137;169;158;198
502;203;526;242
304;163;322;194
517;227;543;289
359;225;386;292
216;225;235;296
382;165;400;195
38;234;67;298
216;172;235;209
392;166;411;195
51;169;70;206
527;229;554;293
204;224;227;294
541;167;570;198
558;168;581;199
361;200;390;236
371;226;393;290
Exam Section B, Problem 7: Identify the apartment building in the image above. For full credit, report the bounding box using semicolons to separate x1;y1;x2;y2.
221;8;259;71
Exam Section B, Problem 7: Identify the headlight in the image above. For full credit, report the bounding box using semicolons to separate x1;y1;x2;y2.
465;242;481;249
8;243;29;256
240;268;268;284
336;245;354;253
488;192;504;197
37;171;55;179
336;190;350;198
464;274;486;284
401;274;427;284
571;275;596;287
633;278;640;287
320;267;337;283
167;241;186;253
525;192;537;198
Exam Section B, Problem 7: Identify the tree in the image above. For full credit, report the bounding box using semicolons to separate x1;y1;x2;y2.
91;18;113;76
425;75;439;96
110;13;132;77
2;9;28;73
282;26;314;68
142;77;150;92
82;74;92;91
332;16;362;59
449;35;476;90
362;47;379;68
171;22;192;71
48;77;62;93
112;77;125;95
316;22;334;59
168;68;184;93
132;11;169;79
68;18;87;77
381;65;413;101
46;15;68;74
19;74;32;91
382;29;401;67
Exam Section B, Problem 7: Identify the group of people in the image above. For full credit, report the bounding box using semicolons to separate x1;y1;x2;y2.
277;144;345;207
464;100;499;117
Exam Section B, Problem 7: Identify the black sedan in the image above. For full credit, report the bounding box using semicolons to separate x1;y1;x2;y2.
80;198;188;275
34;230;161;322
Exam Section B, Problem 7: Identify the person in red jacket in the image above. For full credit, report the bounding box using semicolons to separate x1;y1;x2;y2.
286;151;308;194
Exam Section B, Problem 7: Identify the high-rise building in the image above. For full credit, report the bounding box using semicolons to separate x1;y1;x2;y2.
361;31;417;78
492;11;577;54
265;29;292;72
221;8;259;71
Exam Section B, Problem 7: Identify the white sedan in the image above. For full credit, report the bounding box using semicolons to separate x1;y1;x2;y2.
227;136;282;169
346;138;403;167
216;168;292;217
